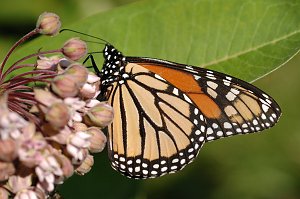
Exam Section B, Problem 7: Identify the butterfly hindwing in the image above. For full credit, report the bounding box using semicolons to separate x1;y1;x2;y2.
106;63;207;179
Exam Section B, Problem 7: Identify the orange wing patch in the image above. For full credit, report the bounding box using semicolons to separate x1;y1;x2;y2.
140;63;221;119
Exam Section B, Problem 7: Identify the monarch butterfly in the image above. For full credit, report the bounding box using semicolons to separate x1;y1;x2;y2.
89;43;281;179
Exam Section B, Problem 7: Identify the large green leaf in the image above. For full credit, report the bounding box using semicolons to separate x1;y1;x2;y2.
8;0;300;83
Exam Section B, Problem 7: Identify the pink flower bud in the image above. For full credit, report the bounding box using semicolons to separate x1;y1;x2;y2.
58;58;72;69
15;189;42;199
73;122;88;132
66;140;89;165
64;64;88;87
62;38;87;61
63;98;86;124
0;188;9;199
36;55;60;70
0;161;15;181
55;153;74;179
79;83;97;99
35;155;63;192
34;89;61;110
18;133;47;168
0;107;28;140
87;72;101;84
84;102;114;128
43;125;71;145
79;73;100;99
21;123;36;140
85;99;101;108
86;127;107;153
69;132;91;149
51;75;79;98
0;138;18;162
7;175;32;193
45;102;70;129
36;12;61;36
75;154;94;175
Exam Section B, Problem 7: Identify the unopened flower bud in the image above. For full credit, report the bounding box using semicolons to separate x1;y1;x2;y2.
15;189;42;199
36;55;60;70
34;89;61;111
45;102;70;129
84;102;114;128
0;105;28;140
62;38;87;61
54;152;74;179
30;187;47;199
73;122;88;132
0;188;9;199
21;123;36;140
58;58;72;69
18;133;47;168
35;155;63;192
0;138;18;162
0;161;15;181
64;64;88;87
85;99;101;108
69;131;91;149
43;125;71;145
66;136;89;165
7;175;32;193
36;12;61;36
51;75;79;98
75;154;94;175
86;127;107;153
79;83;97;99
80;73;100;99
87;72;100;84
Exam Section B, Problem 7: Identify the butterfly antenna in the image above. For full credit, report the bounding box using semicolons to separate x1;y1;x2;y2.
83;39;107;46
60;28;110;44
87;51;103;54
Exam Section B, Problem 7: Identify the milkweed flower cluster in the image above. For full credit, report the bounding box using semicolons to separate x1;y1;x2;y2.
0;12;113;199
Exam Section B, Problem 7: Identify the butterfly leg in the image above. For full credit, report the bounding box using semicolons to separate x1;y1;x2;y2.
83;54;101;76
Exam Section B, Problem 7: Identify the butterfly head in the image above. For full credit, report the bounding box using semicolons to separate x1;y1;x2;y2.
99;44;127;87
103;44;124;62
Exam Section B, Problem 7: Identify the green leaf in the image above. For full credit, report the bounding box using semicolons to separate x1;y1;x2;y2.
3;1;300;198
8;0;300;83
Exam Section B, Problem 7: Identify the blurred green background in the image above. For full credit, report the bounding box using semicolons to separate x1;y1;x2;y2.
1;0;300;199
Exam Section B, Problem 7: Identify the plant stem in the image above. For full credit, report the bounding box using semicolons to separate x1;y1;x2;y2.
2;64;36;78
8;70;56;82
0;28;39;75
0;49;62;82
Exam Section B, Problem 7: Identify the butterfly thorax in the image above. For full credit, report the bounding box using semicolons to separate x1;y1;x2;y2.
100;44;127;86
97;44;127;101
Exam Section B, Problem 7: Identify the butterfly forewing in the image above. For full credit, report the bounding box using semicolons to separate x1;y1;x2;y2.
196;69;281;141
127;58;281;142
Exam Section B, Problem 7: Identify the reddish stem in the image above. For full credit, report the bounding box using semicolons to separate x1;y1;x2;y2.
3;64;36;79
0;28;39;75
4;76;54;90
1;49;62;83
9;85;32;91
9;92;35;100
8;70;56;81
7;101;39;124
